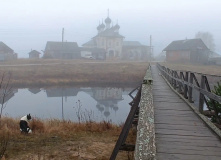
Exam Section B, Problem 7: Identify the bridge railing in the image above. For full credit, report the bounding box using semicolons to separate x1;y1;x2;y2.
134;64;156;160
110;64;156;160
157;63;221;124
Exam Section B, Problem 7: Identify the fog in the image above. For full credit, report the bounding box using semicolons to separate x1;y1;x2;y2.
1;0;221;58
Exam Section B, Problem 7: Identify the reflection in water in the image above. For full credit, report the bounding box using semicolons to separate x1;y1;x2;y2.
92;88;123;119
3;87;133;124
28;88;41;94
0;89;18;105
45;88;80;120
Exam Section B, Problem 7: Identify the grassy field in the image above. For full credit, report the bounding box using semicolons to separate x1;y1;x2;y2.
0;117;136;160
0;59;149;87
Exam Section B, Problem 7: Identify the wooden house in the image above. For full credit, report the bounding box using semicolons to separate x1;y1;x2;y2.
163;39;210;63
28;50;41;59
44;41;80;59
0;41;16;61
122;41;150;61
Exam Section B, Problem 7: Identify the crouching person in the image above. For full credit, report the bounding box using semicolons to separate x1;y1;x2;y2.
20;114;32;134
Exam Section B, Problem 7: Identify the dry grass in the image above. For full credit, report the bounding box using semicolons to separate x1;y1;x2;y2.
0;59;148;87
0;117;136;160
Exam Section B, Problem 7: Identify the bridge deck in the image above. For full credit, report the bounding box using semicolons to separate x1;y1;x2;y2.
152;65;221;160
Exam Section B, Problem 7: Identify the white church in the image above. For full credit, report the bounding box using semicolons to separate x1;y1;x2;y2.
82;13;150;60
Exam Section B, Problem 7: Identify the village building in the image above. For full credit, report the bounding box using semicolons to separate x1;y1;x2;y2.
154;52;166;62
0;41;17;61
28;50;41;59
208;51;221;65
83;14;150;60
122;41;150;60
163;38;210;64
43;41;81;59
80;47;106;60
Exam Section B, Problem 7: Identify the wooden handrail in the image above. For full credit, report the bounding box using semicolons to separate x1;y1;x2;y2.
157;63;221;114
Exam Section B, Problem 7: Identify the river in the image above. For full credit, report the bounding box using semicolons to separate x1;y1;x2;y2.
2;86;136;124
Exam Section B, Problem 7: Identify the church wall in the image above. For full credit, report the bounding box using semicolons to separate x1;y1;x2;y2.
94;36;123;59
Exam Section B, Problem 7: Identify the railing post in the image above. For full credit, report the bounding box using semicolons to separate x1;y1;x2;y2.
167;68;170;82
199;75;206;113
178;72;183;94
184;72;189;99
188;72;194;103
163;67;166;79
173;71;177;89
170;70;173;85
169;69;171;83
171;70;174;87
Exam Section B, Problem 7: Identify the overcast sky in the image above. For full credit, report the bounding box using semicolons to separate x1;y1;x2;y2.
0;0;221;58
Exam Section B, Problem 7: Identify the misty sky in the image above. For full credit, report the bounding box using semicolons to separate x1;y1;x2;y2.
1;0;221;58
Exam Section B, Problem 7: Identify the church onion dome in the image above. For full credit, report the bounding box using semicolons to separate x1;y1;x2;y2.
105;17;111;24
104;111;110;117
100;23;105;29
114;24;120;30
97;25;101;30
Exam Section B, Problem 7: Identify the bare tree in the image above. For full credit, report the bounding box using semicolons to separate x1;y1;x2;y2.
0;72;12;126
195;31;215;51
0;72;12;160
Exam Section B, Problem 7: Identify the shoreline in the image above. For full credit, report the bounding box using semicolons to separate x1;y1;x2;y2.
10;81;141;89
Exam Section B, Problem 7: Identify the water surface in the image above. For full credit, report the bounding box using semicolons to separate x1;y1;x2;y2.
3;87;135;124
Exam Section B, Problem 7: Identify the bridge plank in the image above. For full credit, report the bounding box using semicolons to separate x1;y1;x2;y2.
156;138;221;146
157;147;221;156
152;65;221;160
155;123;208;130
156;128;216;137
156;153;221;160
156;134;219;141
157;142;221;151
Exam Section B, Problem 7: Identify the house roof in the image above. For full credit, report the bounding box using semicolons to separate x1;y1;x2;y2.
28;50;41;55
46;88;79;97
0;41;14;53
123;41;143;46
82;39;96;47
94;27;124;38
45;41;79;52
163;39;209;51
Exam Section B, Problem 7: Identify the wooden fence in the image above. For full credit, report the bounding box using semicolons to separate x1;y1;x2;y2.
157;63;221;124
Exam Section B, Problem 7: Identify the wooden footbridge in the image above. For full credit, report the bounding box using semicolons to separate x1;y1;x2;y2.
110;64;221;160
